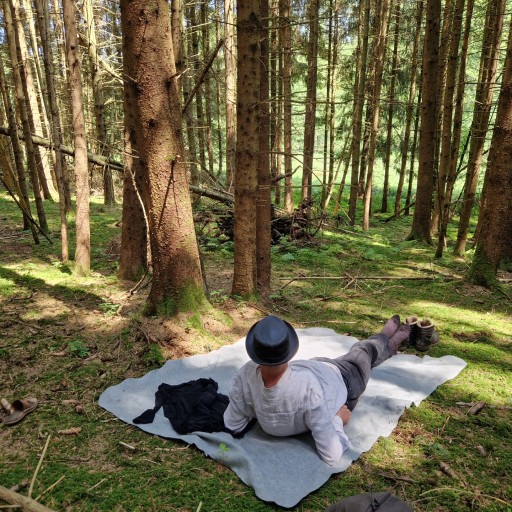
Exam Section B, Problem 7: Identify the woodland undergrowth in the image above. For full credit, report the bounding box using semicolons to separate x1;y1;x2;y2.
0;190;511;512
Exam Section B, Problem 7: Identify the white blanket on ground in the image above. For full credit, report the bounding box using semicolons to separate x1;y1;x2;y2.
98;328;466;508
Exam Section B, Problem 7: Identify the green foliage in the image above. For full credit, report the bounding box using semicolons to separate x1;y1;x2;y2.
98;300;121;315
67;338;90;358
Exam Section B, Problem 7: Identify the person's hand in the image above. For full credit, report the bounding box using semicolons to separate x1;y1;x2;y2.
336;404;351;425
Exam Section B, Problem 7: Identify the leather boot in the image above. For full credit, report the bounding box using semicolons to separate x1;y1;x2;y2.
403;315;419;346
415;318;440;351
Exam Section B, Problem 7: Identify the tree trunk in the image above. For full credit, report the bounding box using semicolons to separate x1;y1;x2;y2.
120;0;207;315
13;0;55;201
362;0;390;231
405;84;422;216
395;0;423;213
34;0;69;261
381;0;400;214
62;0;90;275
301;0;319;203
348;0;370;225
280;0;293;212
257;0;271;295
467;14;512;287
0;52;32;231
408;0;440;242
321;0;334;210
224;0;236;192
4;0;48;233
232;0;261;298
83;0;115;205
454;0;505;255
434;0;465;258
118;60;148;281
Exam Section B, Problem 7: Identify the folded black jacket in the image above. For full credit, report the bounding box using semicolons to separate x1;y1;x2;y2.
133;378;229;434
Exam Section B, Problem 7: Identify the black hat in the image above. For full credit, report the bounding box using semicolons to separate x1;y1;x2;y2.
245;315;299;366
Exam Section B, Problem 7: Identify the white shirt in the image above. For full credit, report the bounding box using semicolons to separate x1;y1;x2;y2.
223;359;349;465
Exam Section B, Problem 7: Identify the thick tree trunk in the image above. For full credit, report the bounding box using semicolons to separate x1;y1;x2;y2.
381;0;400;214
232;0;261;298
62;0;90;275
224;0;236;192
395;0;423;214
408;0;440;242
362;0;390;231
120;0;207;315
467;15;512;287
280;0;293;212
4;0;48;233
455;0;505;255
34;0;69;261
348;0;370;225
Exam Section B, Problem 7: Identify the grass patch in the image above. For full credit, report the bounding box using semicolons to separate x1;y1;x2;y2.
1;189;511;511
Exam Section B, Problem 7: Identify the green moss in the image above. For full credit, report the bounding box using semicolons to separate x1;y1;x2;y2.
466;244;499;289
144;280;210;317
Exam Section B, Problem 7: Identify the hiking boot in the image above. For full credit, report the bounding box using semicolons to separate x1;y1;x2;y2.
415;318;440;352
403;315;419;347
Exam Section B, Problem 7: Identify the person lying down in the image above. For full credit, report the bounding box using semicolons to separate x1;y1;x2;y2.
223;315;411;465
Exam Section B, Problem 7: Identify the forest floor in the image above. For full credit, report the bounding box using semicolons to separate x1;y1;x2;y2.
0;190;511;512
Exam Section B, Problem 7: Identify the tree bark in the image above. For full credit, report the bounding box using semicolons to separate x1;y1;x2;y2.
467;14;512;287
4;0;48;233
224;0;236;192
362;0;390;231
232;0;261;298
257;0;271;295
13;0;55;200
434;0;465;258
280;0;293;212
381;0;400;214
454;0;505;255
348;0;370;225
120;0;207;315
395;0;423;214
83;0;115;205
301;0;319;202
34;0;69;261
408;0;440;242
62;0;90;275
0;52;32;231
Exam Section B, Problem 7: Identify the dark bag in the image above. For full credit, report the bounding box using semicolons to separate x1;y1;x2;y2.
325;491;413;512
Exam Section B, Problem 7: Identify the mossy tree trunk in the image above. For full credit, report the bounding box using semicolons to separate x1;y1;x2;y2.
120;0;207;315
467;14;512;288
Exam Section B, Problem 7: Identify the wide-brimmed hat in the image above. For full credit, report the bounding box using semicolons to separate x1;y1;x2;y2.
245;315;299;366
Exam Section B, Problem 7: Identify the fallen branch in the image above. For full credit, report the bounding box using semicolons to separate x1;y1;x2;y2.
28;435;51;498
0;486;57;511
34;476;65;502
279;275;448;281
383;200;416;222
0;126;122;172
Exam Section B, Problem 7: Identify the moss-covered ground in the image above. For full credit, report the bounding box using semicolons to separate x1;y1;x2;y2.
0;189;511;511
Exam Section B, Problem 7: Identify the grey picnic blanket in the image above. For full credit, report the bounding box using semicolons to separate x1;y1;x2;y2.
98;327;466;508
